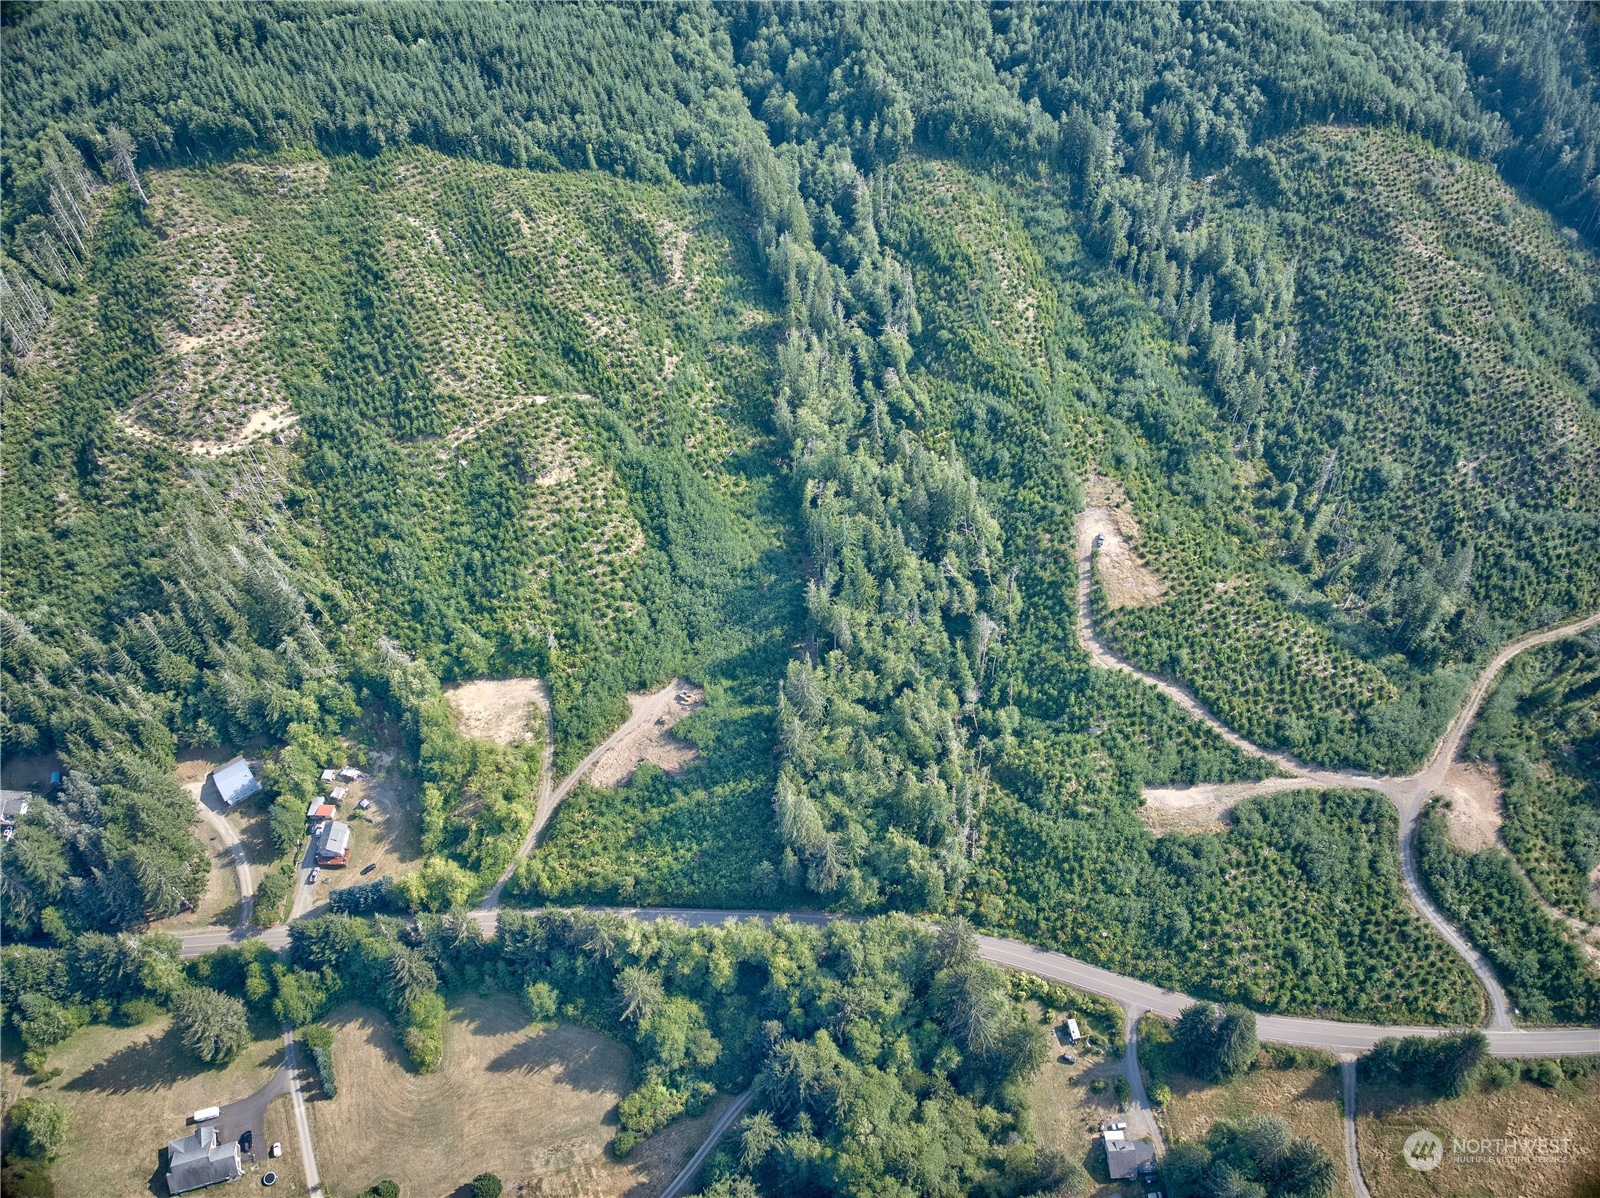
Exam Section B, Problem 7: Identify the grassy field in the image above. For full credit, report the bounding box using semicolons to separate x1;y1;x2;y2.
1027;1045;1130;1191
1357;1073;1600;1198
307;994;730;1198
1159;1062;1350;1192
0;1015;287;1197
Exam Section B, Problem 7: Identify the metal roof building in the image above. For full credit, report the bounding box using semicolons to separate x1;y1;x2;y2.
210;757;261;807
316;819;351;865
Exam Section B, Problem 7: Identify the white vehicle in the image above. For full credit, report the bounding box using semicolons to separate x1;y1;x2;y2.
307;867;320;884
270;1143;282;1159
192;1106;220;1123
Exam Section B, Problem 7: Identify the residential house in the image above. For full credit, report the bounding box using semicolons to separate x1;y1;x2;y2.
315;820;351;866
210;758;261;807
1103;1126;1156;1181
165;1124;243;1194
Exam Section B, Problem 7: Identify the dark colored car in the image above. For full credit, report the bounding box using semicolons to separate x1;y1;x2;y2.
240;1130;253;1153
360;863;377;875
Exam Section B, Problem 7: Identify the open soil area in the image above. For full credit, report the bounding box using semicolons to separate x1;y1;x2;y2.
589;682;703;789
1158;1063;1350;1192
308;994;730;1198
1139;777;1310;835
1357;1073;1600;1197
445;677;549;746
1081;475;1167;610
0;1016;289;1198
1437;761;1504;852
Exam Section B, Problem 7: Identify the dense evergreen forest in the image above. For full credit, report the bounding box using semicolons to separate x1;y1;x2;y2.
4;10;1600;1174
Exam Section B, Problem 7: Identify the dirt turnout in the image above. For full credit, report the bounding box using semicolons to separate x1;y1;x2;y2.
445;676;549;746
1436;760;1502;851
1140;777;1315;834
1081;475;1167;609
590;682;704;788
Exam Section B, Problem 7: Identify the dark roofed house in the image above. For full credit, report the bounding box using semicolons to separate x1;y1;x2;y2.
1103;1127;1157;1181
165;1124;243;1194
210;757;261;808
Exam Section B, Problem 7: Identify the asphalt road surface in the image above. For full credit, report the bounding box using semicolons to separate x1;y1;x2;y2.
179;907;1600;1057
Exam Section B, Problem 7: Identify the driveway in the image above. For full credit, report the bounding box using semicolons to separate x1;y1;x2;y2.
211;1061;292;1164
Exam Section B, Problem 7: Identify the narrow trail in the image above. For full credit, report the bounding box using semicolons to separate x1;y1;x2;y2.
480;678;690;908
659;1089;754;1198
186;776;256;928
282;1028;324;1198
1076;506;1600;1031
1340;1058;1373;1198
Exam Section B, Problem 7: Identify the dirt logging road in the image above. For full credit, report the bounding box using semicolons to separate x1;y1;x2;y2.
1076;505;1600;1031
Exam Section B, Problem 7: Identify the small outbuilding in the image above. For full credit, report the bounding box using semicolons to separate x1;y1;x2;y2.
210;758;261;808
320;769;338;784
306;801;336;822
166;1124;243;1194
0;791;31;839
329;786;348;802
338;767;362;782
315;820;351;866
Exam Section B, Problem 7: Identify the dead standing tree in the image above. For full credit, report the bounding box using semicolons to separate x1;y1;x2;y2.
105;125;149;203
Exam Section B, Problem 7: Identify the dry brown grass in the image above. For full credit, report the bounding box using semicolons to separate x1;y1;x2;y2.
1159;1064;1349;1192
1356;1075;1600;1198
308;995;728;1198
0;1017;286;1198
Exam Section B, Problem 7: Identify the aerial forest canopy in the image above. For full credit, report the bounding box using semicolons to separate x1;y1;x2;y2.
3;0;1599;1039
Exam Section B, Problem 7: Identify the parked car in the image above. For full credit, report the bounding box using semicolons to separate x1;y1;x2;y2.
1059;1052;1077;1064
1093;533;1105;549
307;867;320;884
240;1130;253;1153
360;863;377;875
270;1143;282;1159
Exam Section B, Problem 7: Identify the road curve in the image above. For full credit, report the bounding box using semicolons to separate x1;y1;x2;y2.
1078;506;1600;1031
179;907;1600;1057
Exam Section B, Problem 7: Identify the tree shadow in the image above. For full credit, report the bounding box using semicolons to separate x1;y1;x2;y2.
63;1026;197;1095
484;1023;626;1095
325;1004;414;1072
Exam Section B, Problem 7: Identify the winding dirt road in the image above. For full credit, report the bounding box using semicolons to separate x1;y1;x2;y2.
1077;505;1600;1031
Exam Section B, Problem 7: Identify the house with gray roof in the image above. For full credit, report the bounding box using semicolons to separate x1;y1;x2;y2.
209;757;261;808
165;1124;243;1194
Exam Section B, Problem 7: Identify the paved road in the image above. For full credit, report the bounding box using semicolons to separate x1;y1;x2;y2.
186;775;255;928
659;1089;753;1198
177;909;1600;1057
1078;507;1600;1031
1341;1059;1373;1198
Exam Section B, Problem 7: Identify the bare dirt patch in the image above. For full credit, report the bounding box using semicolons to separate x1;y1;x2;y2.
445;677;549;747
309;995;729;1198
0;1017;287;1198
1140;778;1314;835
589;683;704;789
1358;1074;1600;1197
1080;475;1167;609
1437;760;1503;851
188;400;298;457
